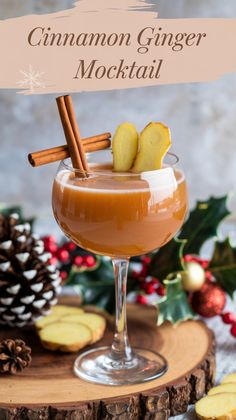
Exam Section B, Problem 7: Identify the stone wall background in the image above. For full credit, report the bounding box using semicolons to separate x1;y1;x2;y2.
0;0;236;234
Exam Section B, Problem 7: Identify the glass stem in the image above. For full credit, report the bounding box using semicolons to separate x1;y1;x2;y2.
111;258;133;362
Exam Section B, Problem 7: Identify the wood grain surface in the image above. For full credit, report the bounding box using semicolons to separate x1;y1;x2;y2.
0;301;215;419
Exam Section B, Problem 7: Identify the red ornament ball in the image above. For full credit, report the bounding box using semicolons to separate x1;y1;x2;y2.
230;323;236;338
191;283;226;318
221;312;236;325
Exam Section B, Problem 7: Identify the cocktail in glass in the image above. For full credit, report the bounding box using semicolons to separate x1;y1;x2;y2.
52;149;187;385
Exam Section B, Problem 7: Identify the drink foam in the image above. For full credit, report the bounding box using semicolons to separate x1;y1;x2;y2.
55;167;184;195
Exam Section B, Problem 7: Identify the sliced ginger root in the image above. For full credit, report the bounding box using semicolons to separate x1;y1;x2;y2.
132;122;171;173
112;122;138;172
222;373;236;384
195;393;236;420
36;304;106;352
39;321;92;352
50;305;84;316
36;313;62;329
62;313;106;343
209;383;236;396
35;305;84;329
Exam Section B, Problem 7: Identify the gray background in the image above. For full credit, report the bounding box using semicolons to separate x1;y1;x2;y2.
1;0;236;235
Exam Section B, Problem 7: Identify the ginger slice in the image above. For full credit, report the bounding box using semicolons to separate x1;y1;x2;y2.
39;321;92;352
35;305;84;329
195;393;236;420
62;313;106;343
222;373;236;384
36;313;62;330
51;305;84;316
132;122;171;173
112;122;138;172
209;383;236;395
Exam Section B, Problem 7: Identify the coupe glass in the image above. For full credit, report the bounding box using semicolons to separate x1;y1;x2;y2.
52;149;188;385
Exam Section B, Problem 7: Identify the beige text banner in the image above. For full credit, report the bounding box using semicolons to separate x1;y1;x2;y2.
0;0;235;94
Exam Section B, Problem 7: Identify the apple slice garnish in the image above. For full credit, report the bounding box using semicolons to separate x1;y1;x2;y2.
112;122;138;172
132;122;171;172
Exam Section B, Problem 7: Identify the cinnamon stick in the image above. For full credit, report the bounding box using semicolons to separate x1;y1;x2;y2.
56;96;84;172
29;95;111;170
31;132;110;158
64;95;89;172
28;137;111;167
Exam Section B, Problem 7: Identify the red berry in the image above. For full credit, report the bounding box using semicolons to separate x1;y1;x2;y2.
230;323;236;338
184;254;195;262
43;235;56;244
136;294;147;305
205;270;213;281
131;270;141;279
141;256;151;265
139;265;148;277
73;255;83;267
60;271;68;281
45;242;58;254
150;277;159;286
199;259;209;269
66;242;77;252
143;283;156;295
57;248;70;263
221;312;236;325
48;256;58;266
156;285;166;296
84;255;96;268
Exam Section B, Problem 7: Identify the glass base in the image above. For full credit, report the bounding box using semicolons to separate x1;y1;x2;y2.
74;346;168;385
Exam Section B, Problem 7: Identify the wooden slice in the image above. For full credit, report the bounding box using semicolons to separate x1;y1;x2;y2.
0;301;215;419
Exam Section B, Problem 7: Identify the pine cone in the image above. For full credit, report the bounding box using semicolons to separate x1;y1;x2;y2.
0;213;62;327
0;338;32;374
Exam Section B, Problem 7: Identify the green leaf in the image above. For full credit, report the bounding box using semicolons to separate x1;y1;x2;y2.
179;196;230;255
149;238;186;281
0;204;35;229
157;275;194;326
209;238;236;297
74;276;116;314
66;256;136;314
0;204;22;217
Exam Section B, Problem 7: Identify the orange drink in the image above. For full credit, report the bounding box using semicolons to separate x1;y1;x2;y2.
52;164;187;258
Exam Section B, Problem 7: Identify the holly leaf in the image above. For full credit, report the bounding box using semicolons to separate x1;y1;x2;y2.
209;238;236;297
149;238;186;281
0;204;35;228
157;276;195;326
179;196;229;255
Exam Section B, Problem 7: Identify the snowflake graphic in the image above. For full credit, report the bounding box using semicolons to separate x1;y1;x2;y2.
17;65;45;92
